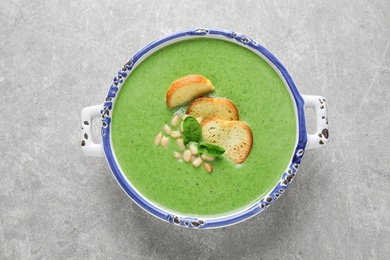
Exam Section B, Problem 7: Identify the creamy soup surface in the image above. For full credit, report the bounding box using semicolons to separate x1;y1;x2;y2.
111;38;296;217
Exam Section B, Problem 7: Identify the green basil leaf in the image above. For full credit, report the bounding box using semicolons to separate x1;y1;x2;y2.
198;143;225;156
182;116;202;145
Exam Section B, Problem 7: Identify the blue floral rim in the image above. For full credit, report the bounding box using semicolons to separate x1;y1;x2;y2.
100;28;307;229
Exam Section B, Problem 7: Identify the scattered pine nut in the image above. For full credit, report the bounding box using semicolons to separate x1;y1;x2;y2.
183;149;192;162
171;114;180;127
155;113;217;172
176;138;186;150
154;132;162;146
203;162;213;173
170;131;182;139
181;114;190;121
192;157;203;168
189;142;199;155
161;136;169;147
173;151;182;159
163;124;172;135
201;154;215;161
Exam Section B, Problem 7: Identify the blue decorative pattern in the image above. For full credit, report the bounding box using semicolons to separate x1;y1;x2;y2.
100;28;307;229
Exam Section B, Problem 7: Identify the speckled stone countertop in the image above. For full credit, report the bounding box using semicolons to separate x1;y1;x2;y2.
1;0;389;259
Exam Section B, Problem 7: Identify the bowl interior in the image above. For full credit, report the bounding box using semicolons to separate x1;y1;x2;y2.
108;35;298;219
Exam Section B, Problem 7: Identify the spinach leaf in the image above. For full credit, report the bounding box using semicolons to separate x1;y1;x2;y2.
198;143;225;156
182;116;202;145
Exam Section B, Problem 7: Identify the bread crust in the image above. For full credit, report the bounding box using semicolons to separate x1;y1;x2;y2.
186;97;239;121
201;117;253;164
166;75;215;108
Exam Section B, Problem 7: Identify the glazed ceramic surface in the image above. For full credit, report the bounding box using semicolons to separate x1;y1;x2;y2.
81;28;329;228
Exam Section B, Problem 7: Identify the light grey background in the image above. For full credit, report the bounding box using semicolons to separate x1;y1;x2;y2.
1;0;389;259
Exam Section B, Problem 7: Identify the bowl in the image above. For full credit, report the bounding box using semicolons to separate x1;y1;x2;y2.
80;28;329;228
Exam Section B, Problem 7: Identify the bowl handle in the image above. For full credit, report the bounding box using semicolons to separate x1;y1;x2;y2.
302;95;329;149
80;104;105;157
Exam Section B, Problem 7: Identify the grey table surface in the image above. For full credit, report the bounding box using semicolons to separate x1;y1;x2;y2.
1;0;389;259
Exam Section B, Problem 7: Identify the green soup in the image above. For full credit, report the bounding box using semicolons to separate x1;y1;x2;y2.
111;38;296;217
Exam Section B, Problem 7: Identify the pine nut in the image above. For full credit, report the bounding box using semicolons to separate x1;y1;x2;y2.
154;132;162;146
163;124;172;135
180;121;184;133
201;154;215;161
192;157;203;168
181;114;190;121
171;114;180;127
161;136;169;147
176;138;186;150
173;151;182;159
183;149;192;162
189;142;198;155
170;131;182;139
203;162;213;173
196;117;203;124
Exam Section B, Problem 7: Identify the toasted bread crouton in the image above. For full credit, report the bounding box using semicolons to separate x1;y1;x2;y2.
166;75;215;108
201;117;253;164
186;97;239;121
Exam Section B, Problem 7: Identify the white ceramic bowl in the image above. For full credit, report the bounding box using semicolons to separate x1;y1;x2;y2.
80;28;329;228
